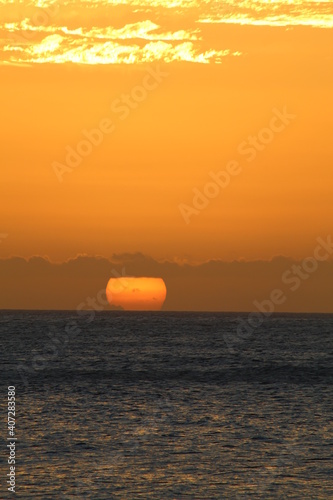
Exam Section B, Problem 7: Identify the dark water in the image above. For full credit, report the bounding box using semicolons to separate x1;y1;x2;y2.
1;312;333;499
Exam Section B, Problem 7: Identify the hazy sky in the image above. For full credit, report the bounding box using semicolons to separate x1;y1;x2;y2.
0;1;332;309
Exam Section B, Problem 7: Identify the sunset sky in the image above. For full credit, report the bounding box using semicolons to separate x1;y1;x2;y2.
0;0;332;310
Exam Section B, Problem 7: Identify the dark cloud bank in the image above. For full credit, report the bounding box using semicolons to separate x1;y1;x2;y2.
0;252;332;312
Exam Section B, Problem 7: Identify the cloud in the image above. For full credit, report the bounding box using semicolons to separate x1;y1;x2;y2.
198;15;333;29
0;14;239;65
0;253;332;312
3;0;330;66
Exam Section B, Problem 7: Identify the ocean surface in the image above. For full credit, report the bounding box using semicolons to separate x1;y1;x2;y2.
1;312;333;499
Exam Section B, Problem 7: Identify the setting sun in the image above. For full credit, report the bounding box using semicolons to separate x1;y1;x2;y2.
106;277;167;311
1;0;333;498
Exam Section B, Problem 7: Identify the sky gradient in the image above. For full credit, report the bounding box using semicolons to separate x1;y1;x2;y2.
0;0;332;310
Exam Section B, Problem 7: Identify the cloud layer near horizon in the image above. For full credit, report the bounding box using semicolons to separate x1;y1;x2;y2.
0;253;332;312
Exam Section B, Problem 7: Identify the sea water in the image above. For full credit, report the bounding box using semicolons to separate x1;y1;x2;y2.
1;312;332;498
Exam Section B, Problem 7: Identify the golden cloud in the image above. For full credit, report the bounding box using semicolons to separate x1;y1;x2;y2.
0;0;331;65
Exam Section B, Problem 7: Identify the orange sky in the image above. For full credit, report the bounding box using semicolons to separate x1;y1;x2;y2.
0;0;332;265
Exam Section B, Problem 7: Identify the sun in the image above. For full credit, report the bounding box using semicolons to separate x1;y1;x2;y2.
106;276;167;311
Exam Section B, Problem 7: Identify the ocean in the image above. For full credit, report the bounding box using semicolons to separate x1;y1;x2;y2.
1;312;333;498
